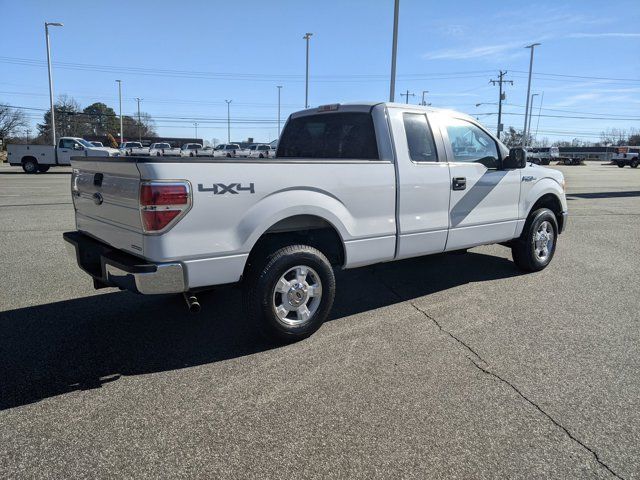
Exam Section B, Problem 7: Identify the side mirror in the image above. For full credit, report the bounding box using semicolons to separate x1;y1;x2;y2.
74;144;84;151
504;147;527;169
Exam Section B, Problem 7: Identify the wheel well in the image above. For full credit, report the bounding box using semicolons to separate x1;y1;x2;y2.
22;156;37;164
247;215;345;269
530;193;564;231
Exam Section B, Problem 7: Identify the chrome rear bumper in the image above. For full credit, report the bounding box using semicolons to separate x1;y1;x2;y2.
63;231;186;294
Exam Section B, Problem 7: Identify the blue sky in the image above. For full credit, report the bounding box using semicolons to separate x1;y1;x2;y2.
1;0;639;144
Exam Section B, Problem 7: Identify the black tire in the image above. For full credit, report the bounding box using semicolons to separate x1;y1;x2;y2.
37;165;50;173
22;158;38;174
617;162;625;168
157;152;161;156
511;208;558;272
259;154;264;158
630;158;639;168
243;244;336;343
226;153;232;158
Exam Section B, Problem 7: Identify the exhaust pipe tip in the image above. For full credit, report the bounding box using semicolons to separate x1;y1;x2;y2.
183;293;201;314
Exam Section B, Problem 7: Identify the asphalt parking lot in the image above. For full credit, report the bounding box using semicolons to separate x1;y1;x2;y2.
1;161;638;479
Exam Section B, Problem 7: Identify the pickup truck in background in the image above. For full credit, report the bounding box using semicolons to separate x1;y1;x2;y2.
7;137;119;173
64;102;568;342
613;146;639;168
120;141;149;156
247;144;273;158
180;143;203;157
213;143;248;157
149;142;181;157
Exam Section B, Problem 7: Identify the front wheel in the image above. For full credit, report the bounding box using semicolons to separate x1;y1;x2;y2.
630;158;639;168
37;165;50;173
243;245;336;343
511;208;558;272
617;162;625;168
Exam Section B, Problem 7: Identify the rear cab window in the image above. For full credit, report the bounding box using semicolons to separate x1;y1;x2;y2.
403;113;438;162
277;112;379;160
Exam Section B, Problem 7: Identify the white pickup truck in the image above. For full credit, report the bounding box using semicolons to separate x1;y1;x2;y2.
7;137;119;173
213;143;248;158
120;141;149;156
64;102;568;342
148;142;181;157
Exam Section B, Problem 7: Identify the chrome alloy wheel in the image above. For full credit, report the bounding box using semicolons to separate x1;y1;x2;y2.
272;265;322;326
534;220;554;261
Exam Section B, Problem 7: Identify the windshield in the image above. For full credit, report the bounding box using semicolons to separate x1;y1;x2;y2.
78;139;96;148
155;143;170;148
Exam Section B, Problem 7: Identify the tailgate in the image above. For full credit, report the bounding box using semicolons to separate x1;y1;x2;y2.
71;158;144;255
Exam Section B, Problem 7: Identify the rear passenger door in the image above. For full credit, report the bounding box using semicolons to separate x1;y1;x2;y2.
388;108;451;259
441;117;521;251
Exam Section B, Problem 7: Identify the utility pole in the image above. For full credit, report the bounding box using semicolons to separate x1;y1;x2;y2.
421;90;429;106
523;43;541;145
45;22;63;146
25;128;30;142
527;93;539;146
489;70;513;140
276;85;283;138
303;33;313;108
116;80;123;144
389;0;400;102
225;100;232;143
400;90;415;104
134;97;142;142
194;122;198;142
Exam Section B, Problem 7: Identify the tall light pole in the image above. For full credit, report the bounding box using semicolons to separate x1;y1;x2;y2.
389;0;400;102
115;80;123;144
534;91;545;141
527;93;539;146
45;22;63;146
194;122;199;141
276;85;283;138
303;33;313;108
225;100;232;143
134;97;142;142
523;43;541;145
421;90;429;106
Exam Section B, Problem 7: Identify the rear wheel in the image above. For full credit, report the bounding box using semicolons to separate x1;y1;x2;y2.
22;158;38;174
511;208;558;272
617;162;625;168
630;158;639;168
243;245;335;343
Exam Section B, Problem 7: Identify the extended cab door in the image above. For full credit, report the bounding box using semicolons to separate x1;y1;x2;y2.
57;138;83;165
440;116;521;250
387;107;451;259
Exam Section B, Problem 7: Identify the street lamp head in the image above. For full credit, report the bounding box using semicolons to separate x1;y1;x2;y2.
525;42;541;48
475;103;482;107
46;22;64;27
303;33;313;39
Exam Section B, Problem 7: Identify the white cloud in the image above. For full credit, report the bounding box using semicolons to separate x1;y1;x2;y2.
422;42;524;61
567;32;640;39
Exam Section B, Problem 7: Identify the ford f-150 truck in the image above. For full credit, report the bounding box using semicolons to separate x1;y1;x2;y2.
7;137;119;173
64;102;568;342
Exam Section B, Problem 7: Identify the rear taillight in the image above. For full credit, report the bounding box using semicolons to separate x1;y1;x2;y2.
139;181;191;233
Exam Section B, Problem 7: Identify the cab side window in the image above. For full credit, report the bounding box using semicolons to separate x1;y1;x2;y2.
403;113;438;162
445;118;499;169
60;139;76;149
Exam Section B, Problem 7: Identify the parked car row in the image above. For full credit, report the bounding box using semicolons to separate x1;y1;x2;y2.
118;142;276;158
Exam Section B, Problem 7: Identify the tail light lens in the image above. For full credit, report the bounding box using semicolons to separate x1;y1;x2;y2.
139;181;191;233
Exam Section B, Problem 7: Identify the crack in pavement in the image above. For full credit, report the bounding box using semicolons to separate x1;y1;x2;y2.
373;270;625;480
468;357;625;480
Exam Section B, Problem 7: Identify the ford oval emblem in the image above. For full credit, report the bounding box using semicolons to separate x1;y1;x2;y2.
92;192;104;205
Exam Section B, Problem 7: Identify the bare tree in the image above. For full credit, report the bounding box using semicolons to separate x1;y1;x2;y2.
0;104;29;140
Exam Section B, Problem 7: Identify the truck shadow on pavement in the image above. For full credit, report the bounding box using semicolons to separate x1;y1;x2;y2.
0;251;523;410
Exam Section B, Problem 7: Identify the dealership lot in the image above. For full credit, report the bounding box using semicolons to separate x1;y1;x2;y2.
0;163;638;478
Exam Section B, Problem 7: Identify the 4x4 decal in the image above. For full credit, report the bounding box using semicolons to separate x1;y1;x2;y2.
198;183;255;195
